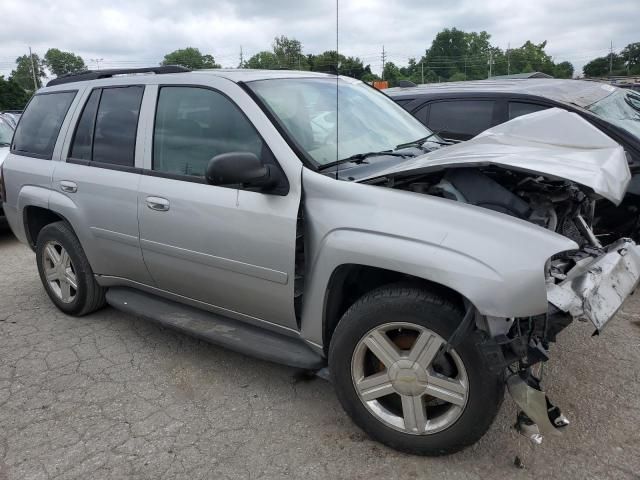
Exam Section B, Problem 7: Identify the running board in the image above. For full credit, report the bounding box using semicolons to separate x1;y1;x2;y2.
105;287;325;370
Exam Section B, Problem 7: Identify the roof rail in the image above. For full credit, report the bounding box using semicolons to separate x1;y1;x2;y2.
46;65;190;87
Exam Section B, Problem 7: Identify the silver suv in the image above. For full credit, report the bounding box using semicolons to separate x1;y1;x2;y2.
2;66;639;455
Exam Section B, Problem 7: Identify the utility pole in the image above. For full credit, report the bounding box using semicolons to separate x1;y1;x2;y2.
488;50;494;79
381;45;386;80
507;42;511;75
421;61;424;84
609;40;614;76
239;46;244;68
28;46;38;90
90;58;103;70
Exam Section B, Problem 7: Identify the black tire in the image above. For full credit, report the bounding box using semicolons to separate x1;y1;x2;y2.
329;283;504;456
35;221;106;316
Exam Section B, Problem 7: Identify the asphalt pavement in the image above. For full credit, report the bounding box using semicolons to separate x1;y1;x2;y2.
0;229;639;479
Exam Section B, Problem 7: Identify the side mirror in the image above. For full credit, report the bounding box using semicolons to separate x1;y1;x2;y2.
205;152;274;190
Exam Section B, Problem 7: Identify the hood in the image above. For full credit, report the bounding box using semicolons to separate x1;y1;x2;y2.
359;108;631;205
0;146;8;167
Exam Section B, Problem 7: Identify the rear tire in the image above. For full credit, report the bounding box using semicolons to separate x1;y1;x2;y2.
329;284;504;456
35;221;106;316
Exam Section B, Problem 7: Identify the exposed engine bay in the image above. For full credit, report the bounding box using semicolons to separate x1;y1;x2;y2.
375;164;640;443
393;166;599;246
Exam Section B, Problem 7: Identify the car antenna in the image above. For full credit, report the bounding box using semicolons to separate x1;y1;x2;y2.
335;0;340;181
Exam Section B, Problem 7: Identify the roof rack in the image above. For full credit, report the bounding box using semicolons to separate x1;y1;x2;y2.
46;65;190;87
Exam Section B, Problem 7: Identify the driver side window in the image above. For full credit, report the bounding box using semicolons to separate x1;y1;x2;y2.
153;86;264;178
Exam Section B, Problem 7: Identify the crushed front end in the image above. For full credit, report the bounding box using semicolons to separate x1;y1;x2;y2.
477;237;640;443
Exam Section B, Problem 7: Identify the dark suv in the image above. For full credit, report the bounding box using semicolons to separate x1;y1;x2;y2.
387;79;640;239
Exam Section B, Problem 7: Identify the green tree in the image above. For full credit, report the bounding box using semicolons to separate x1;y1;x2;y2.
382;62;405;87
161;48;220;69
11;54;46;92
44;48;86;77
308;51;371;79
272;36;308;69
0;75;31;109
244;51;279;69
553;61;574;79
506;41;555;75
583;54;625;77
621;42;640;75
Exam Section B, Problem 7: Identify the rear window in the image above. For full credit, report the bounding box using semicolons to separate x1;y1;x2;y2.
11;91;77;159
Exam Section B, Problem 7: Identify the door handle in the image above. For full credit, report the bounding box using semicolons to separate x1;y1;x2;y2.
60;180;77;193
145;196;170;212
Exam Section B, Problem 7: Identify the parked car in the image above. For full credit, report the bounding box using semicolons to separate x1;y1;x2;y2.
1;67;639;455
0;114;14;222
0;110;22;129
387;79;640;241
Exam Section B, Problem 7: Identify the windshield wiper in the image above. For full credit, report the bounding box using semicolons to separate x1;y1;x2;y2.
395;131;448;150
317;151;408;171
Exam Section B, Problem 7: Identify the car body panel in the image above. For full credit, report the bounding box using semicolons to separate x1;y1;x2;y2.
357;108;631;205
299;168;577;346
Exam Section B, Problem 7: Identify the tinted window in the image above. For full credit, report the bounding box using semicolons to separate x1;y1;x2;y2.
394;99;413;108
153;87;263;177
69;89;101;160
427;100;496;140
508;102;548;120
12;91;76;158
92;86;143;166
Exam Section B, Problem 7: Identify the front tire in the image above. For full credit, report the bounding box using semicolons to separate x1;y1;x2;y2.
36;221;106;316
329;284;504;456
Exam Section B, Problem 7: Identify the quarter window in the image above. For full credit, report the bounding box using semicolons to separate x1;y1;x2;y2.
508;102;548;120
152;86;264;178
427;100;496;141
12;91;77;159
69;86;144;167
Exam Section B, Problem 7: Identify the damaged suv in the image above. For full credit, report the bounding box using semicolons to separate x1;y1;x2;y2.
2;68;639;456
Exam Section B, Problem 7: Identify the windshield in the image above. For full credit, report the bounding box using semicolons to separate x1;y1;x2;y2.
0;116;14;145
587;89;640;139
248;77;432;166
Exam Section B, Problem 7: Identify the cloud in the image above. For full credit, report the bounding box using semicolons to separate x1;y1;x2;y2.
0;0;637;78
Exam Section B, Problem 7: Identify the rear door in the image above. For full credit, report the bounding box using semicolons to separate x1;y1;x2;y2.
51;85;153;284
137;83;300;330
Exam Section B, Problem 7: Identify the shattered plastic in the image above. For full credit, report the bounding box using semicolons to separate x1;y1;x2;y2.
547;239;640;330
361;108;631;205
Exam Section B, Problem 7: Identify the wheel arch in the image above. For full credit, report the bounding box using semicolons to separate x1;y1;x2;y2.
23;205;70;250
321;264;468;353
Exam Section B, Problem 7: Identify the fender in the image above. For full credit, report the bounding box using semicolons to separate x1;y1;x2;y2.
299;169;577;347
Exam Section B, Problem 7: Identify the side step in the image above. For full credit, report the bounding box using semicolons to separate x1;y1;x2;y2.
105;287;326;370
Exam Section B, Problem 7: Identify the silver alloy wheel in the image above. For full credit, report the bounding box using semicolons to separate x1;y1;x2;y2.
42;241;78;304
351;322;469;435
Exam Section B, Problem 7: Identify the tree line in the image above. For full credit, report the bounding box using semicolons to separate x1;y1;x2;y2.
2;29;639;109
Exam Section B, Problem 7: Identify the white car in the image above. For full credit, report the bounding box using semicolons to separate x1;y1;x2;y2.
0;115;13;221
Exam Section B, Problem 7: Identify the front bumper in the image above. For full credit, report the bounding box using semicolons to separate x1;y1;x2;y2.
546;239;640;331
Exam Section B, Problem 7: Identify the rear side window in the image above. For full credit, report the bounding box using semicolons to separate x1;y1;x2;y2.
508;102;549;120
69;86;144;167
427;100;496;141
12;91;77;159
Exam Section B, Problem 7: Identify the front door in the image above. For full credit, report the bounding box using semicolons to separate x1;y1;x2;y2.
138;85;299;330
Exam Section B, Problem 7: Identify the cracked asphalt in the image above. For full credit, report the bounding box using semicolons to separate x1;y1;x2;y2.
1;228;639;480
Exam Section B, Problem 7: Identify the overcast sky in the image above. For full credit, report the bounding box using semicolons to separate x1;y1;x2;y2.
0;0;637;80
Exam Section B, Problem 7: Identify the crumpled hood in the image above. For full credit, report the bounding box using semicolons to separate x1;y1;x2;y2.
360;108;631;205
0;147;8;167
